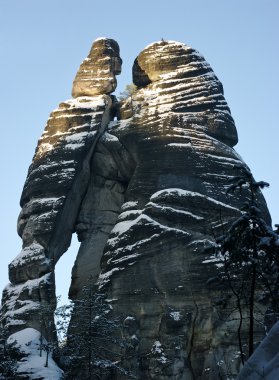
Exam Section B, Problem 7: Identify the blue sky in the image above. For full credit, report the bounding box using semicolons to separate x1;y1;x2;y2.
1;0;278;304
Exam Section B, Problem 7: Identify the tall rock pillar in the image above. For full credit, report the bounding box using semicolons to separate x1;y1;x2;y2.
1;37;122;379
94;41;271;379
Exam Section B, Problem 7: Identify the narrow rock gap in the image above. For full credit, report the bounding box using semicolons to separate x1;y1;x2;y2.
55;233;80;307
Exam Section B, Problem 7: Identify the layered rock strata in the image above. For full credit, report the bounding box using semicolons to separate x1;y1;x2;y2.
1;37;122;378
93;41;270;379
72;38;122;97
1;39;271;379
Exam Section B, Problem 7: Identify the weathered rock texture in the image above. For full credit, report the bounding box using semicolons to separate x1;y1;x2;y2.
1;37;122;378
72;38;122;97
94;41;270;379
1;39;271;379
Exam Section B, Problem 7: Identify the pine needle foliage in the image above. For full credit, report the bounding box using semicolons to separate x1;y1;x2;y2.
60;278;132;380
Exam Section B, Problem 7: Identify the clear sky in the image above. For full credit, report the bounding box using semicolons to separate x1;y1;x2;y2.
1;0;278;305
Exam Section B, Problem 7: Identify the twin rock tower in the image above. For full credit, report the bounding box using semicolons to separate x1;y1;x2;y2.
1;38;271;379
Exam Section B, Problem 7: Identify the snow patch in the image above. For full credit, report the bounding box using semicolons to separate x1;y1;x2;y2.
144;40;185;50
32;196;65;205
8;328;63;379
111;212;189;238
37;142;54;156
121;201;139;211
101;132;119;142
64;131;88;143
64;143;84;150
146;202;204;220
151;188;239;212
151;340;168;364
98;267;124;288
202;252;225;268
107;234;160;261
10;243;46;267
4;274;52;321
170;311;182;321
64;96;105;109
168;142;192;148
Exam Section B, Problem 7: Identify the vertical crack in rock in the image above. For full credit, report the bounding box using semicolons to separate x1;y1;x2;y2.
48;94;115;265
1;39;272;379
188;296;199;380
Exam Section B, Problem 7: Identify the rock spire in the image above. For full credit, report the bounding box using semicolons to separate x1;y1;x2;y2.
72;37;122;97
1;39;271;379
1;37;121;378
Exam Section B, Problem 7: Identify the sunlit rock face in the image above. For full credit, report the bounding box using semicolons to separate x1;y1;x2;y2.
1;37;121;379
3;96;110;334
1;39;271;380
132;40;237;147
72;38;122;97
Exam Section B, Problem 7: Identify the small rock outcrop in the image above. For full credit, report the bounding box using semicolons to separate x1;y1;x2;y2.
1;39;271;379
72;38;122;97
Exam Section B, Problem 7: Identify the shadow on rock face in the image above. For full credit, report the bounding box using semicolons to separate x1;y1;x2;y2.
132;57;152;88
132;40;196;87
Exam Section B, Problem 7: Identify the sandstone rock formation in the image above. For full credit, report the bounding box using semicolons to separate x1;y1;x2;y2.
72;38;122;97
1;37;122;378
94;40;270;379
1;39;271;379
